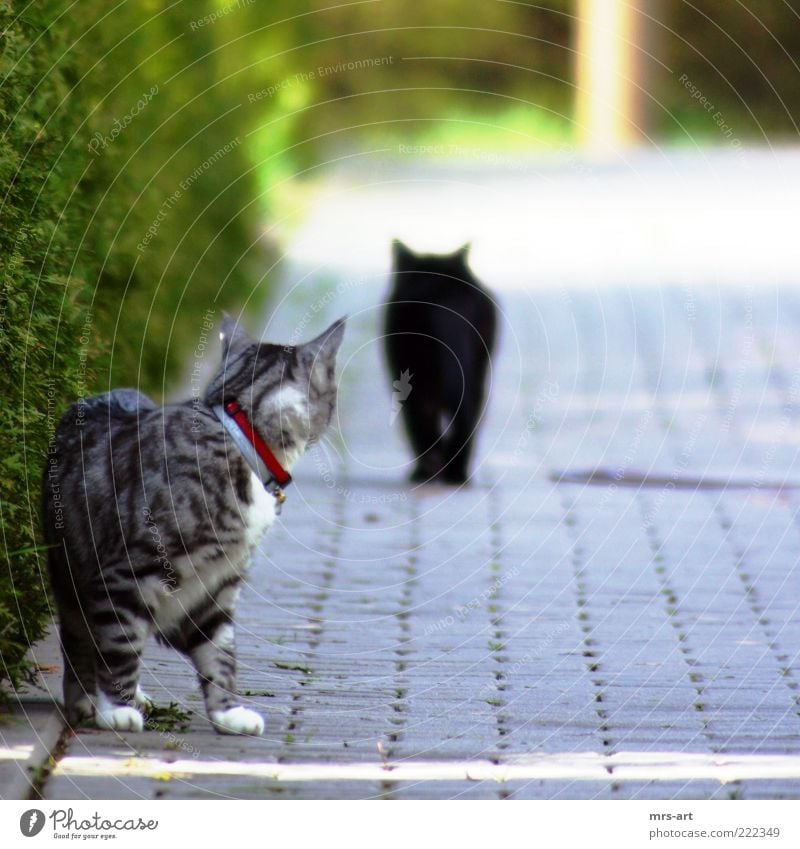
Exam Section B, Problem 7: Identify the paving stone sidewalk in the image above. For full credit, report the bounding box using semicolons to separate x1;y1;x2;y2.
6;275;797;800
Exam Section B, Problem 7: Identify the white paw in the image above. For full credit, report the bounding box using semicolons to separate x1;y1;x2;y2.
210;706;264;736
134;685;154;712
96;705;144;732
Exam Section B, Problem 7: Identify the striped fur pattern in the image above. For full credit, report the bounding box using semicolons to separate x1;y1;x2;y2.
43;315;345;735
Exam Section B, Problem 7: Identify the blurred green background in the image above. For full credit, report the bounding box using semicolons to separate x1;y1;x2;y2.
2;0;800;687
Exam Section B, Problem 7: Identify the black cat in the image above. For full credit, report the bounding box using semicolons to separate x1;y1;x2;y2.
384;240;496;484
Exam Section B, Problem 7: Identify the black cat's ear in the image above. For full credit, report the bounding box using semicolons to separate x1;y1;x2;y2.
219;312;252;359
392;239;415;267
454;242;471;262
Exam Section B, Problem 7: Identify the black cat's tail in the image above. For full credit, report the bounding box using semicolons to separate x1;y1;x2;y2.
437;309;495;415
436;308;496;483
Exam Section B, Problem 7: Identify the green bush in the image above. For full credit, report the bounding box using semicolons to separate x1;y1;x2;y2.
71;3;269;393
0;1;100;689
0;0;275;691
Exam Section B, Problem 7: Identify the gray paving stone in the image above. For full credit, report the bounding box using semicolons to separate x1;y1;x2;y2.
31;273;800;799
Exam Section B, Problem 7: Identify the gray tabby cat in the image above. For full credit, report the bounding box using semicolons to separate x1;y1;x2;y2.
42;315;345;735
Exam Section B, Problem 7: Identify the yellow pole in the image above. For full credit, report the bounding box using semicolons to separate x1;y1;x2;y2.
576;0;644;152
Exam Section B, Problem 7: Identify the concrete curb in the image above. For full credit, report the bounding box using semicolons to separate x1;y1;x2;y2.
1;702;67;800
0;627;67;800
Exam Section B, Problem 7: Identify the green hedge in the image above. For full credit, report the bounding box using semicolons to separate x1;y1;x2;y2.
72;3;268;393
0;1;273;690
0;1;98;689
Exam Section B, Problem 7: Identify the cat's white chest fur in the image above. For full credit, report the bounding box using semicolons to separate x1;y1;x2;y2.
244;470;278;548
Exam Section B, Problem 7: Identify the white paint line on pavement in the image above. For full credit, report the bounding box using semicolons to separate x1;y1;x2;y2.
0;746;34;762
53;752;800;783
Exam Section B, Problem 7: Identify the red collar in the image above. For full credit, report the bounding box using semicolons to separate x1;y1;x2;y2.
224;401;292;488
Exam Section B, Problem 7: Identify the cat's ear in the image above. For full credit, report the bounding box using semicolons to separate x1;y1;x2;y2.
454;242;471;263
392;239;415;267
306;317;346;358
219;312;252;359
299;317;347;373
